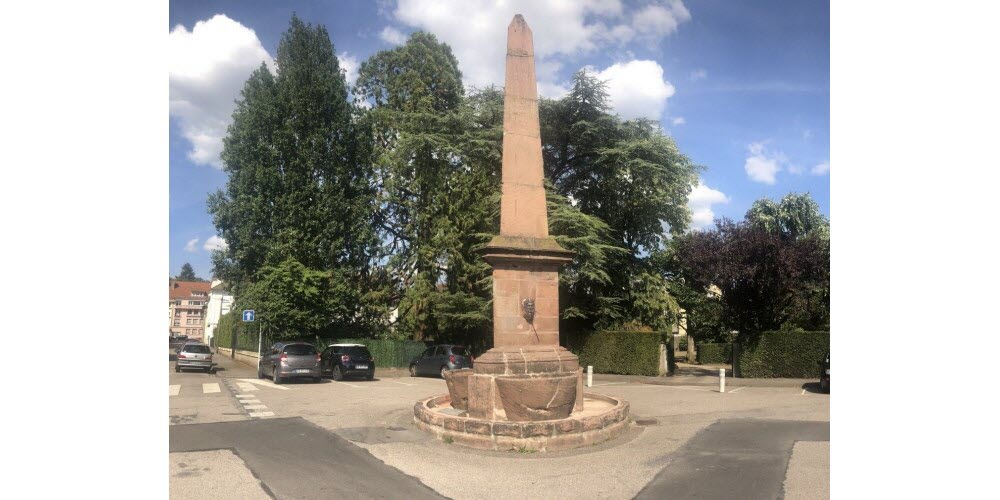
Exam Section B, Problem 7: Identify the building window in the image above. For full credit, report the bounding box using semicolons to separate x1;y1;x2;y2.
175;300;181;306
173;320;179;326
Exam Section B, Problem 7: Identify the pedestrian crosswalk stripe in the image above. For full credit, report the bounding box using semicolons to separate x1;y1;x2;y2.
237;382;258;392
169;385;180;396
237;378;291;390
235;394;256;399
248;411;275;418
239;399;262;405
243;404;267;410
202;383;221;394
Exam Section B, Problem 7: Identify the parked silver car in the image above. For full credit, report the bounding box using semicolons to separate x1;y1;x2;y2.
258;342;321;384
175;342;214;373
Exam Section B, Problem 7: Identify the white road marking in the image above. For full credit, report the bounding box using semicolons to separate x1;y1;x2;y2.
242;404;268;410
237;378;291;390
728;386;745;393
592;382;628;386
169;385;180;397
237;383;258;392
247;411;275;418
202;383;221;394
333;381;362;388
388;380;415;386
235;394;256;399
238;399;262;405
800;389;807;395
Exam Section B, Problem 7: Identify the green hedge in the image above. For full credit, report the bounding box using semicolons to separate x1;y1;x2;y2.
734;330;828;378
565;330;669;376
696;343;732;364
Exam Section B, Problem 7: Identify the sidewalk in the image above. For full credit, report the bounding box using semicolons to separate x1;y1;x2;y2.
591;362;816;388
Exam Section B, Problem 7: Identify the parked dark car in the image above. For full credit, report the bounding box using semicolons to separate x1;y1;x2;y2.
320;344;375;381
819;351;830;393
409;345;473;378
169;335;190;352
175;342;214;373
258;342;321;384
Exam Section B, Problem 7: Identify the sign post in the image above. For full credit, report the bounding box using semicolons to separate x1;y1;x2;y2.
242;310;257;367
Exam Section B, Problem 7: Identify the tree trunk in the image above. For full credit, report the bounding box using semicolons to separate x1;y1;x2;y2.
687;333;696;364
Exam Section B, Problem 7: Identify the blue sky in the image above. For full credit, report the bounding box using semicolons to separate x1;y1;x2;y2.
169;0;829;279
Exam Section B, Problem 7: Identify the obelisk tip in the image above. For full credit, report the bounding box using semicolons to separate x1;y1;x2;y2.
509;14;529;31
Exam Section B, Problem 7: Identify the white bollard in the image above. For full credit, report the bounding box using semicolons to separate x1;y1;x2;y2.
719;368;726;393
587;365;593;387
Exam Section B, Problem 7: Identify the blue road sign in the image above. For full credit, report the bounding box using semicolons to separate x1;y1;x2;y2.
242;310;255;322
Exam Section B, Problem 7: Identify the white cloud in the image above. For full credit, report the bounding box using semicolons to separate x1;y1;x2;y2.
671;116;685;126
592;60;675;120
386;0;691;89
788;164;805;175
690;68;707;81
184;238;199;252
380;26;408;45
632;1;691;40
811;161;830;175
169;15;274;169
688;179;729;230
338;52;360;86
744;141;786;184
203;236;228;251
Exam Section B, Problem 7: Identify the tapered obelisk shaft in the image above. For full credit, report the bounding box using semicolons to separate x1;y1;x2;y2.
500;14;548;238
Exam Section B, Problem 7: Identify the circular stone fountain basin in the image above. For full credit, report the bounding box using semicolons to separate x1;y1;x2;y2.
413;393;630;452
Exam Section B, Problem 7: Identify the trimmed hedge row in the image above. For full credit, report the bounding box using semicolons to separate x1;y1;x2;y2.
696;343;732;364
564;330;670;376
734;330;829;378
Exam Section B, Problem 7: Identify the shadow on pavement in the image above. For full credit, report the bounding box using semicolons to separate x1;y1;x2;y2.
800;381;825;393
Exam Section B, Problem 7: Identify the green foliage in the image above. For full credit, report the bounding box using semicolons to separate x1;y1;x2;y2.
746;193;829;240
176;263;201;281
540;71;696;335
670;207;830;335
237;257;345;338
356;32;495;344
735;329;828;378
565;330;667;376
209;15;381;335
696;343;732;364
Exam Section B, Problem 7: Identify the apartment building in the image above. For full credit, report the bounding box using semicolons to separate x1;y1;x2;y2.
203;280;234;347
169;280;211;339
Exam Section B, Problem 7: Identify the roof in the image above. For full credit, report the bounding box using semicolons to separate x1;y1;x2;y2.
170;280;212;300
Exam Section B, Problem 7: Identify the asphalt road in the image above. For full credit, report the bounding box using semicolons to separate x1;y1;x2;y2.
170;417;445;499
634;419;830;499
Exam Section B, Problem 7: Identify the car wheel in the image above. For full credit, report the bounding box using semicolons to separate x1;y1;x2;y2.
409;364;417;377
273;366;283;384
313;377;322;383
332;366;343;381
366;373;374;381
440;366;448;379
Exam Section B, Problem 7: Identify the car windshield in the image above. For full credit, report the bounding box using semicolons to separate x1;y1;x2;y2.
184;345;211;354
342;346;371;357
450;346;467;356
284;344;317;355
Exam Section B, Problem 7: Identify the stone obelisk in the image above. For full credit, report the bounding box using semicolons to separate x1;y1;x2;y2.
466;14;581;422
478;14;575;349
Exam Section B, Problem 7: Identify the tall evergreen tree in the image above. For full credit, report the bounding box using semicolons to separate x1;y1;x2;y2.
356;32;496;344
208;15;380;337
176;263;199;281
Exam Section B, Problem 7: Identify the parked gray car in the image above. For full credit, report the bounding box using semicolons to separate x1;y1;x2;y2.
175;342;214;373
409;345;473;378
258;342;321;384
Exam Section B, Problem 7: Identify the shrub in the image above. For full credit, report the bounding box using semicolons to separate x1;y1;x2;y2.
564;330;669;376
696;343;732;364
734;329;828;378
